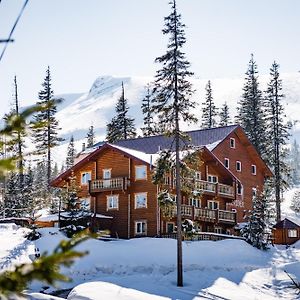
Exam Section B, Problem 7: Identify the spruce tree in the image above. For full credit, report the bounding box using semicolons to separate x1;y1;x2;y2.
141;84;157;136
219;102;231;127
202;80;217;129
32;66;63;186
106;82;136;143
86;125;95;148
289;140;300;186
236;54;266;157
151;0;196;286
66;135;76;169
264;61;291;221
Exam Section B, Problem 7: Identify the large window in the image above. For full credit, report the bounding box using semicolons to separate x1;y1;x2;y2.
208;200;219;210
166;222;175;233
135;220;147;235
135;165;147;180
107;195;119;210
103;169;111;179
135;193;147;209
81;172;91;185
288;229;298;238
189;198;201;208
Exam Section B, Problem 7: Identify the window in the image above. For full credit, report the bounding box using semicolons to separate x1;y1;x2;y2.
224;158;229;169
208;200;219;210
237;183;243;195
189;198;201;207
107;195;119;210
135;193;147;209
288;229;298;238
195;171;201;180
230;138;235;148
236;161;242;172
135;220;147;235
252;188;257;198
166;222;175;233
103;169;111;179
251;165;257;175
214;227;222;234
135;165;147;180
80;197;91;211
81;172;91;184
207;175;218;183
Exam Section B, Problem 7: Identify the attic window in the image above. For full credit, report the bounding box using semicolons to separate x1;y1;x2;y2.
81;172;91;185
230;138;235;149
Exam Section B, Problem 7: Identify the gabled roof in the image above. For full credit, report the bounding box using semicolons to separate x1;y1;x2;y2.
273;218;300;229
93;125;239;154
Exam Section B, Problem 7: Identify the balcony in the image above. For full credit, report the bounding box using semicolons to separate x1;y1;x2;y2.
170;204;236;224
89;177;129;193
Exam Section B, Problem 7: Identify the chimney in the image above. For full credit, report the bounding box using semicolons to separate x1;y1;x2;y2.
82;143;86;152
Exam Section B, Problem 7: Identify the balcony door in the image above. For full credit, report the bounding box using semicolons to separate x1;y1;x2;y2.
103;169;111;188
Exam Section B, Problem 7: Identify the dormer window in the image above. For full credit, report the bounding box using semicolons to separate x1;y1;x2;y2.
230;138;235;149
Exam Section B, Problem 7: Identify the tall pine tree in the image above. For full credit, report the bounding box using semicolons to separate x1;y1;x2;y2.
106;82;136;143
141;84;157;136
289;140;300;186
66;135;76;169
219;102;231;127
201;80;217;129
151;0;196;286
264;61;291;221
32;66;63;186
236;54;266;157
86;125;95;148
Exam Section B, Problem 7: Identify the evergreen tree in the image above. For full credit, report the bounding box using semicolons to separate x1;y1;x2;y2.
290;189;300;212
236;54;266;157
202;80;217;128
151;0;196;286
31;66;63;186
106;82;136;143
219;102;231;127
289;140;300;186
241;186;275;250
66;135;76;169
32;160;49;203
264;61;291;221
86;125;95;148
141;84;157;136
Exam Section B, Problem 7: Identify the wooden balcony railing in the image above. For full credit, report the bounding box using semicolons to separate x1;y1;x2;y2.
168;204;236;224
194;180;216;193
89;177;129;193
218;183;234;198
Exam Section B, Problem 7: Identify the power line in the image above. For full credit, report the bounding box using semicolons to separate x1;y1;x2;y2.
0;0;29;62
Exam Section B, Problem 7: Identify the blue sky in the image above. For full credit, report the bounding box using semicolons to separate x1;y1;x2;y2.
0;0;299;116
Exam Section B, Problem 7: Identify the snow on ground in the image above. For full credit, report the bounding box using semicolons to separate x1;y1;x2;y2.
1;187;300;300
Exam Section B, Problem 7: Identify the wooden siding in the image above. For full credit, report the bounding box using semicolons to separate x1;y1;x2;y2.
272;228;300;245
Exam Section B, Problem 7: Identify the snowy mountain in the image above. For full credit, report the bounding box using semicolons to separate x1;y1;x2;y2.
53;73;300;165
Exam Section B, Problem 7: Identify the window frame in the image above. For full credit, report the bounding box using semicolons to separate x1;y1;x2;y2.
81;171;91;185
251;164;257;175
230;138;236;149
135;220;147;236
288;229;298;238
237;183;243;195
195;171;201;180
224;158;229;169
236;161;242;172
189;198;201;208
166;222;175;233
106;194;119;210
207;200;219;210
103;168;112;179
207;174;218;183
134;192;147;209
135;165;147;181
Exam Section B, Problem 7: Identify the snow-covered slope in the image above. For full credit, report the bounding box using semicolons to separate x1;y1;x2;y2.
53;73;300;165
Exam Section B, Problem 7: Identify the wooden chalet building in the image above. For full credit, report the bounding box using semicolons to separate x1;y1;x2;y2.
51;125;272;239
272;218;300;245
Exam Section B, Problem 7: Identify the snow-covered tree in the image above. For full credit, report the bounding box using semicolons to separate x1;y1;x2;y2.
141;84;157;136
66;135;76;169
31;66;63;186
219;102;231;127
106;82;136;143
242;186;275;250
86;125;95;148
289;140;300;186
290;189;300;212
151;0;197;284
236;54;266;157
264;61;291;221
202;80;217;129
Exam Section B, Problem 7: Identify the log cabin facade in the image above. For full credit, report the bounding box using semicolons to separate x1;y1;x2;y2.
51;125;272;238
